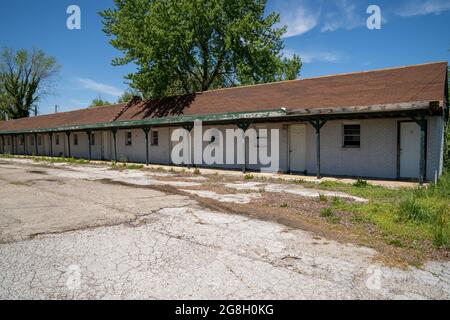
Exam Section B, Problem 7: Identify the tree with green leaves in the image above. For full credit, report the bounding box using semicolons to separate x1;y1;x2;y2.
90;96;111;108
117;89;141;103
101;0;301;99
0;48;60;119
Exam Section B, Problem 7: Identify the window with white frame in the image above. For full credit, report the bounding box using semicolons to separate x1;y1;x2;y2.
151;130;159;146
343;124;361;148
125;132;132;146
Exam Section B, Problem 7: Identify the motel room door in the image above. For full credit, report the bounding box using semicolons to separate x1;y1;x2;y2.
399;122;421;179
289;124;307;173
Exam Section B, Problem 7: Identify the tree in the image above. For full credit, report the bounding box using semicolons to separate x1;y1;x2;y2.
90;96;111;108
117;89;141;103
101;0;302;99
0;48;60;119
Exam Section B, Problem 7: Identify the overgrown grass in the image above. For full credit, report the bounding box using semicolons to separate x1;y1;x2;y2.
319;174;450;249
126;164;144;170
31;156;90;165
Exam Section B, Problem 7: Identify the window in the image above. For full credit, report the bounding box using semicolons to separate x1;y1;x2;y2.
38;136;42;146
125;132;132;146
343;124;360;148
73;134;78;146
56;134;60;145
30;136;34;146
151;130;159;146
90;133;95;146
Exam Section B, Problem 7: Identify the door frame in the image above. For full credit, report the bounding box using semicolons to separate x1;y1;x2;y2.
288;124;307;174
396;120;427;180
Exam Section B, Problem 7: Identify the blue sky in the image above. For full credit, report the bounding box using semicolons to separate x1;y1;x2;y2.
0;0;449;115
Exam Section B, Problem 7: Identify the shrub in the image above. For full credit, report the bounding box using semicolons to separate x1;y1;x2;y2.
280;203;288;208
319;194;327;202
193;168;201;175
353;179;368;187
397;196;431;223
431;204;450;248
244;174;254;180
320;207;333;217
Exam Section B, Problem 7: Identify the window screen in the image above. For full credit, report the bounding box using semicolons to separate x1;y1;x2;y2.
151;131;159;146
343;124;360;148
125;132;132;146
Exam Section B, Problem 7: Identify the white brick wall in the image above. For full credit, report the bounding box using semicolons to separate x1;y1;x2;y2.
2;115;445;181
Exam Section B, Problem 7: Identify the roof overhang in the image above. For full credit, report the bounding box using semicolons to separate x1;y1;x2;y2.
0;100;442;135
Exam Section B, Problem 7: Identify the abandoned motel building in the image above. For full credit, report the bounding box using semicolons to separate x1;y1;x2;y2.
0;62;448;184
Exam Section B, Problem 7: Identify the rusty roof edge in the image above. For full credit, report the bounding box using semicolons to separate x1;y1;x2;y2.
286;101;436;116
0;108;287;135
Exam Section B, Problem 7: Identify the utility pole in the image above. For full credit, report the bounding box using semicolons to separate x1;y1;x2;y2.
55;104;59;113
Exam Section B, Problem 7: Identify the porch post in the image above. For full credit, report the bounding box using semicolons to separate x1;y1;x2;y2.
49;133;53;157
86;130;92;161
12;135;15;154
237;121;251;173
142;127;151;166
0;135;4;154
419;115;426;186
410;114;427;186
34;133;38;156
66;131;71;158
111;128;118;162
23;134;26;155
308;119;327;179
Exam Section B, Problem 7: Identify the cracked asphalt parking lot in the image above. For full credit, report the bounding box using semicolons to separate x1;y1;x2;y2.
0;159;449;299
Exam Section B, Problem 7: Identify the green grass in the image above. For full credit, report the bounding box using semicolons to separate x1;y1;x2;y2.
353;178;369;187
244;173;254;180
280;203;289;208
320;207;333;217
126;164;144;170
31;156;90;165
320;174;450;249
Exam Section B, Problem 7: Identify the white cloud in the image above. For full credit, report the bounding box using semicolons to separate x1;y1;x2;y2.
283;49;342;63
76;78;123;97
320;0;363;32
397;0;450;17
281;5;319;37
300;51;342;63
275;0;366;37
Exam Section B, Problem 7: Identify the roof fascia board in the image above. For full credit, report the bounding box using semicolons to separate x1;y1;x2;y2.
0;109;286;135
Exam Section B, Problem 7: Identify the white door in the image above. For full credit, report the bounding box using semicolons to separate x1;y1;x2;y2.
289;124;307;172
400;122;420;178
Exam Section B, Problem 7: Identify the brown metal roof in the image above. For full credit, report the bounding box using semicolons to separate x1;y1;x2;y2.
0;103;126;132
0;61;447;132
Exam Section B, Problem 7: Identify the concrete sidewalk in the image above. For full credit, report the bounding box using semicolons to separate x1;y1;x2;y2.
2;155;420;188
